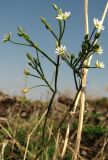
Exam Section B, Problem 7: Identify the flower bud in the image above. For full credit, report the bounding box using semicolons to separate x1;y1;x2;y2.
28;62;33;67
55;41;59;48
93;44;99;50
17;26;24;36
52;3;58;11
26;53;33;61
24;69;30;75
95;32;100;39
41;17;51;30
2;32;11;42
84;34;89;40
22;88;30;94
41;17;47;25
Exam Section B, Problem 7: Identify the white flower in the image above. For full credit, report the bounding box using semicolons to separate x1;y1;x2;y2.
56;10;71;20
55;45;67;56
95;46;103;54
93;18;104;30
95;60;104;68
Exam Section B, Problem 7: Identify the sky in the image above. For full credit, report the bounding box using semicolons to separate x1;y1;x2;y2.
0;0;108;99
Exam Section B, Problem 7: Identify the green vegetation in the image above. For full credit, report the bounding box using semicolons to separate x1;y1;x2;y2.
0;92;108;159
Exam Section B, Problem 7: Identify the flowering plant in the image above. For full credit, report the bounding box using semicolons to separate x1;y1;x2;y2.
2;2;107;159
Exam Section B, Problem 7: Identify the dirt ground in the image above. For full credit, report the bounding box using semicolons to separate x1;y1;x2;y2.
0;91;108;159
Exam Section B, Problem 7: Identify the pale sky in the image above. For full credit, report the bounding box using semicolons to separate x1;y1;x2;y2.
0;0;108;99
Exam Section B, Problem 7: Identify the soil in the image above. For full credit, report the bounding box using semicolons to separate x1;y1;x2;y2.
0;91;108;159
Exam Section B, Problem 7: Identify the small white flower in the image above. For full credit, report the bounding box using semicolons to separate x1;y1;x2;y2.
55;45;67;56
95;60;104;68
56;10;71;20
93;18;104;30
95;46;103;54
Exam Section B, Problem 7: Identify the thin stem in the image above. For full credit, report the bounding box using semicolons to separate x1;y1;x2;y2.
36;46;56;66
31;67;54;92
58;21;62;40
9;40;31;46
74;54;83;68
43;77;55;93
59;21;65;41
57;84;82;132
29;74;41;79
54;55;60;92
33;64;43;77
84;51;95;60
36;49;44;76
10;38;56;66
33;85;82;160
42;91;56;145
73;71;79;91
64;58;81;77
30;84;49;90
48;27;58;41
89;28;96;41
42;46;60;146
41;12;66;148
42;55;60;145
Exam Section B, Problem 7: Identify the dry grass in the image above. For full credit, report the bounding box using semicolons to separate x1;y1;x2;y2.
0;92;108;159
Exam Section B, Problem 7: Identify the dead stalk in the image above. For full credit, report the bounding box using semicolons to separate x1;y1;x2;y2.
73;1;108;160
61;121;70;158
73;91;81;112
93;136;108;160
73;1;89;159
23;109;47;160
48;120;54;141
53;131;60;160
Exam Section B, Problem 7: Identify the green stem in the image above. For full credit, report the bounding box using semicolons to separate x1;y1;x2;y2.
89;28;96;41
29;74;41;79
36;49;44;76
34;84;82;160
29;84;49;90
54;55;60;92
73;70;79;91
36;46;56;66
43;77;54;93
74;30;97;68
84;51;95;61
64;58;81;77
59;21;65;41
48;28;58;41
74;54;84;68
42;91;56;145
42;48;60;145
56;83;82;131
58;21;62;40
41;17;66;146
10;39;56;66
9;40;31;46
